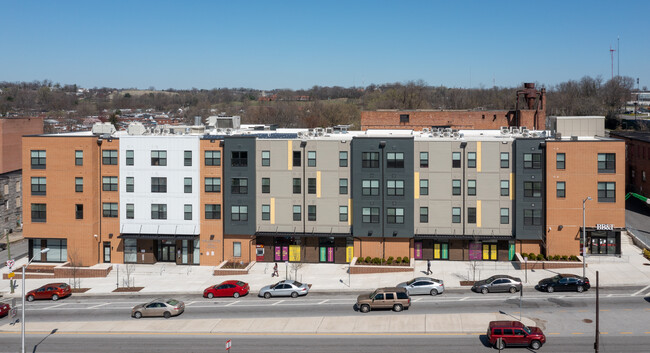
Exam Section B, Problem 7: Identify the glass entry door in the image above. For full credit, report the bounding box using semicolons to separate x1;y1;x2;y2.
158;240;176;262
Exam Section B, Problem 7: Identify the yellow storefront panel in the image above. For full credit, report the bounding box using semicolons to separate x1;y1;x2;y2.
434;243;440;259
289;245;301;261
482;244;490;260
346;246;354;263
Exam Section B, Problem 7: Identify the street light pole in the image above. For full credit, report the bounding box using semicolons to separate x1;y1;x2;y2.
22;248;49;353
582;197;592;279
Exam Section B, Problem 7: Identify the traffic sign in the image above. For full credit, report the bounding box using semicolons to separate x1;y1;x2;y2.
6;259;14;269
7;272;15;279
225;339;231;351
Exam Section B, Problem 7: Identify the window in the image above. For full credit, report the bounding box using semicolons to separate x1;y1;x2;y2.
205;151;221;166
420;152;429;168
231;151;248;167
231;178;248;194
102;150;117;165
261;151;270;166
308;205;316;221
420;179;429;195
184;151;192;166
362;180;379;196
151;204;167;220
556;181;566;198
231;205;248;221
420;207;429;223
339;206;348;222
500;180;509;196
500;208;509;224
452;179;461;195
103;203;118;218
598;153;616;173
339;151;348;167
31;150;46;169
556;153;565;170
126;203;134;219
308;178;316;194
126;177;134;192
151;150;167;166
339;178;348;194
31;203;46;222
523;153;541;169
523;181;542;197
307;151;316;167
524;209;542;226
205;178;221;192
184;204;192;220
500;152;509;168
452;207;461;223
75;177;83;192
467;207;476;224
362;152;379;168
293;205;301;221
261;178;270;193
103;176;118;191
16;181;20;192
467;180;476;196
399;114;409;123
205;204;221;219
151;177;167;193
387;152;404;168
387;180;404;196
31;177;46;195
362;207;379;223
233;242;241;257
293;151;301;167
293;178;301;194
184;178;192;193
262;205;270;220
598;182;616;202
126;150;134;166
452;152;461;168
467;152;476;168
75;150;83;166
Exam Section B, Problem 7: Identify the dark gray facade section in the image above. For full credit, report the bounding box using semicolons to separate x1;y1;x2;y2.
223;136;256;235
0;170;22;234
351;137;414;238
513;138;545;241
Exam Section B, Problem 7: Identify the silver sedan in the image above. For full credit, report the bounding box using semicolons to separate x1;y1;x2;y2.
258;280;310;299
397;277;444;295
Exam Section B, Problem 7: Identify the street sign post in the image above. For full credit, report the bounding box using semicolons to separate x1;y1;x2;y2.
6;259;14;269
225;339;232;351
11;298;17;318
8;272;15;279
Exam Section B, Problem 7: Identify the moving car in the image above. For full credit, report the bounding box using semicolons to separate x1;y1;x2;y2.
487;320;546;350
356;287;411;313
0;302;9;317
536;274;590;293
131;299;185;319
259;280;310;299
472;275;522;294
204;280;250;298
397;277;444;295
25;283;72;301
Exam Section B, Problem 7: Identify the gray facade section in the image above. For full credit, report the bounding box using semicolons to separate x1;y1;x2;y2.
514;138;545;241
223;136;256;235
0;170;22;234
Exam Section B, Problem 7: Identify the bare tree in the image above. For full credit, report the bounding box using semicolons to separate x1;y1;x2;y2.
67;249;82;290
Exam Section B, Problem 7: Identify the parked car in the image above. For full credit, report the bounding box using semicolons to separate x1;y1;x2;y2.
356;287;411;313
25;283;72;301
397;277;444;295
258;280;310;299
487;320;546;350
204;280;249;299
536;274;590;293
0;302;9;317
131;299;185;319
472;275;522;294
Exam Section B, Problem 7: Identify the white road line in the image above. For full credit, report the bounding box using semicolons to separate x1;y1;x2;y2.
225;300;240;307
607;294;613;298
185;301;197;306
272;300;285;306
632;284;650;296
88;303;110;309
412;298;423;302
318;299;328;304
43;303;66;310
459;297;468;301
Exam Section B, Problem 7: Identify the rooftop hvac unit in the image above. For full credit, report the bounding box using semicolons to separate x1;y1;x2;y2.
443;128;453;133
522;129;530;135
531;132;540;137
452;132;460;138
432;131;440;137
226;128;232;135
443;132;451;137
511;128;521;134
522;132;530;138
500;126;510;135
520;126;527;131
422;128;430;133
326;127;333;134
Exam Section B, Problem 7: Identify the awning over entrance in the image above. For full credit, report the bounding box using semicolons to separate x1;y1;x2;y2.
255;232;351;238
414;234;513;241
118;234;198;240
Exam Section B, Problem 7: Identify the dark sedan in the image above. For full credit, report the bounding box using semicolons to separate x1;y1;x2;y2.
472;275;522;294
536;274;590;293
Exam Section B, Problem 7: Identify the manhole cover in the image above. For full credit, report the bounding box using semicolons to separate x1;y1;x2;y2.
583;319;593;323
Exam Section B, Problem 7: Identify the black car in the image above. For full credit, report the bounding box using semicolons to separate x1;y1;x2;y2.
536;274;590;293
472;275;522;294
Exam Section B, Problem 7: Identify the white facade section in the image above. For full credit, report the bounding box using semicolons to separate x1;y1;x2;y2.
119;135;200;235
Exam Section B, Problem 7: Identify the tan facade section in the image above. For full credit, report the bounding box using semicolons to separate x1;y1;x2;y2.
223;234;254;263
1;117;43;174
199;139;224;265
354;237;411;259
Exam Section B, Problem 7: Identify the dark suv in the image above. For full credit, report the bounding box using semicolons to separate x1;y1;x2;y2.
356;287;410;313
487;321;545;350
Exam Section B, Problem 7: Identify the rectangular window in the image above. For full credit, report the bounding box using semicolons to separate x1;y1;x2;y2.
124;238;137;263
126;177;134;192
523;181;542;197
362;207;380;223
420;179;429;195
293;151;301;167
467;152;476;168
307;151;316;167
500;208;509;224
184;151;192;166
233;242;242;258
523;153;541;169
205;177;221;192
31;177;46;195
31;203;46;222
467;207;476;224
205;151;221;166
387;180;405;196
420;152;429;168
293;205;301;221
126;203;134;219
184;177;192;193
452;179;461;195
339;206;348;222
452;152;461;168
261;151;270;166
102;176;118;191
339;178;348;194
231;151;248;167
151;150;167;166
387;208;405;224
126;150;134;166
231;205;248;221
339;151;348;167
420;207;429;223
362;152;379;168
102;150;117;165
500;152;509;168
362;179;380;196
261;178;270;193
75;177;83;192
452;207;461;223
500;180;509;196
151;204;167;220
387;152;404;168
205;204;221;219
75;150;83;166
467;180;476;196
399;114;409;123
31;150;46;169
524;209;542;226
184;204;192;220
308;178;316;194
231;178;248;194
556;153;565;170
556;181;566;198
262;205;270;220
151;177;167;193
598;153;616;173
293;178;301;194
597;182;616;202
308;205;316;221
103;202;118;218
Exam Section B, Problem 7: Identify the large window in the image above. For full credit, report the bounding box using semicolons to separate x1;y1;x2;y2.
420;179;429;195
523;181;542;197
598;153;616;173
420;207;429;223
126;177;134;192
31;203;46;222
452;179;461;195
293;205;301;221
184;204;192;220
308;178;316;194
102;150;117;165
262;205;270;220
523;153;541;169
556;181;566;198
339;206;348;222
500;152;509;168
387;208;404;224
308;205;317;221
387;180;404;196
45;239;67;263
31;177;46;195
231;151;248;167
205;204;221;219
362;180;379;196
205;177;221;192
31;150;46;169
467;152;476;168
126;150;134;166
420;152;429;168
231;178;248;194
151;150;167;166
452;152;461;168
500;208;509;224
467;207;476;224
339;151;348;167
75;177;83;192
151;177;167;193
339;178;348;194
387;152;404;168
307;151;316;167
261;178;270;193
293;151;301;167
103;176;118;191
500;180;509;196
184;178;192;193
75;204;83;219
467;180;476;196
233;242;242;258
261;151;270;166
124;239;137;263
205;151;221;166
597;182;616;202
452;207;461;223
103;203;118;218
362;152;379;168
293;178;301;194
362;207;379;223
126;204;134;219
75;150;83;166
524;209;542;226
556;153;565;170
151;204;167;220
231;205;248;221
184;151;192;166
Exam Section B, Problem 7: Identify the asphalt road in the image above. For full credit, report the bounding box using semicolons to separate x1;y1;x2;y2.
0;239;27;267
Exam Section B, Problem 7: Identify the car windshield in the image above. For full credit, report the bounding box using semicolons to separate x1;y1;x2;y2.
369;290;378;299
551;275;562;282
236;281;246;287
166;300;179;306
406;279;417;285
485;276;497;284
59;283;69;288
292;281;303;287
522;325;531;334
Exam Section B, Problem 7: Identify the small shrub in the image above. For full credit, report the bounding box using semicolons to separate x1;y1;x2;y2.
386;258;393;265
529;253;537;260
561;255;568;261
569;255;578;261
396;256;402;263
372;257;381;265
387;256;394;263
553;255;560;261
643;248;650;260
365;256;372;263
402;256;409;264
536;254;545;261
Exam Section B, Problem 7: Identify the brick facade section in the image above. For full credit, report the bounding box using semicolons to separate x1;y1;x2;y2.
609;131;650;194
1;117;44;174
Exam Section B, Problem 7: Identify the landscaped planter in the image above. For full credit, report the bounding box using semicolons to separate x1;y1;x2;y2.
514;253;585;270
213;261;255;276
349;257;414;274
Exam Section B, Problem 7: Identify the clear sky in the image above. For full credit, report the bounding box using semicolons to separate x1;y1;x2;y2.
2;0;648;90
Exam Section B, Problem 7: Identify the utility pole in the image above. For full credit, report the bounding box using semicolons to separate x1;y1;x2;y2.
595;271;600;353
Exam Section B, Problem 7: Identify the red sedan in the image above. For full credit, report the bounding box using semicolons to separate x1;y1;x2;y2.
0;302;9;317
204;280;249;299
26;283;72;301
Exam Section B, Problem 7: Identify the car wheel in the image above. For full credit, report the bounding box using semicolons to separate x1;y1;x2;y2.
291;292;298;298
207;293;214;299
547;286;554;293
52;294;59;301
509;287;517;294
27;295;34;302
133;311;142;319
495;339;506;350
264;292;271;299
360;304;370;313
233;292;240;298
481;287;489;295
163;311;171;319
577;286;584;293
430;289;438;296
530;340;542;350
393;304;403;312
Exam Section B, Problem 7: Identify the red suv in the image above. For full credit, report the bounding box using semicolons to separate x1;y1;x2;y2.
26;283;72;301
0;302;9;317
487;321;546;350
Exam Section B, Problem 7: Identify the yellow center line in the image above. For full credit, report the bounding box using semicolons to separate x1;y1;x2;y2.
599;309;610;312
571;332;584;335
600;332;608;335
577;310;588;312
645;332;650;335
620;332;633;335
548;333;560;335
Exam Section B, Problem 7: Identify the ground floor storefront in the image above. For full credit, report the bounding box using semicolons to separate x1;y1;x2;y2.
119;235;200;265
413;237;515;261
582;228;622;256
254;234;353;264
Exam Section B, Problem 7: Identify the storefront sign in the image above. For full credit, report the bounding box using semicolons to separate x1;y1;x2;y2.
596;224;614;231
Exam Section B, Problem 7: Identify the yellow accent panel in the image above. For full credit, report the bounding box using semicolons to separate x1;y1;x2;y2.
509;173;514;200
317;171;321;198
270;198;275;225
289;245;301;261
346;246;354;262
477;141;482;172
414;172;420;199
477;200;482;227
348;199;352;226
287;141;292;171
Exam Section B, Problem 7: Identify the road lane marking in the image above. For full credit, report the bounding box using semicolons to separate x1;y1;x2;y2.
548;333;560;335
43;303;66;310
185;301;196;306
607;294;613;297
620;332;633;334
412;298;422;302
459;297;468;301
88;303;110;309
600;332;608;334
599;309;609;312
225;300;240;307
632;284;650;296
272;300;285;306
318;299;328;304
571;332;584;335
